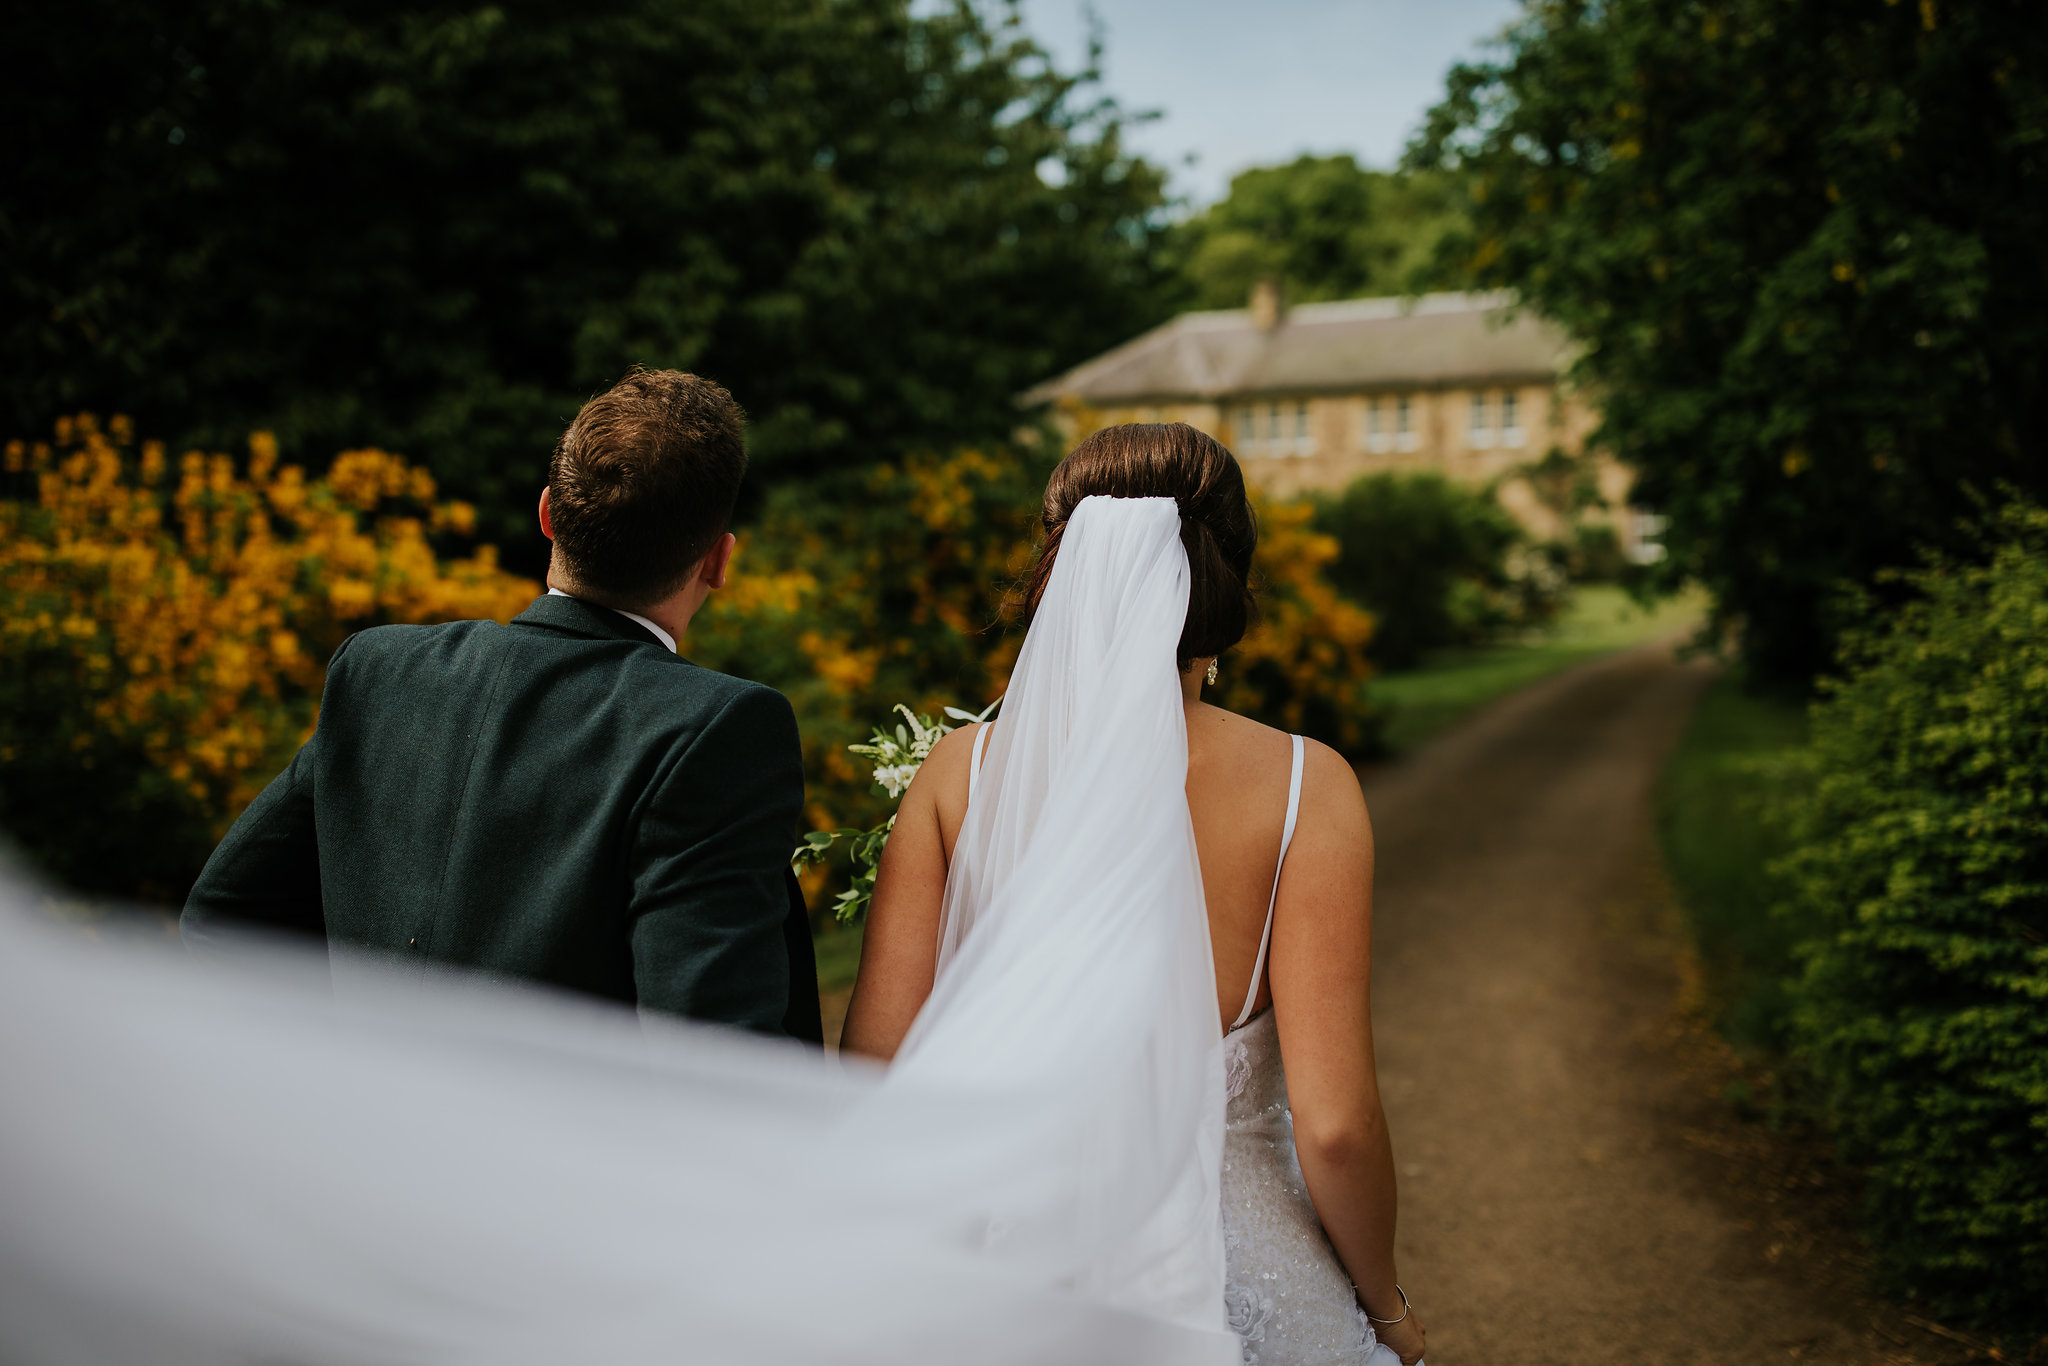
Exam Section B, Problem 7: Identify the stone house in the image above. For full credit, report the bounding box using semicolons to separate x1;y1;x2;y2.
1024;286;1657;559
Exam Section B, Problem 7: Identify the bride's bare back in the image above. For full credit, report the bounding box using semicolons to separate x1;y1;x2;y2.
841;686;1370;1043
842;675;1423;1365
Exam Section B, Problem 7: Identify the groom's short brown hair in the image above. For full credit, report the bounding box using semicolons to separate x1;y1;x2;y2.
548;369;747;608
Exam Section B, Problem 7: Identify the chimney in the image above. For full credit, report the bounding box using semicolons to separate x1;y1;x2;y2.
1249;276;1284;332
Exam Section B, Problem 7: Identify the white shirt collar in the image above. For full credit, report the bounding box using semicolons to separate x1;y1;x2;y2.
547;586;676;653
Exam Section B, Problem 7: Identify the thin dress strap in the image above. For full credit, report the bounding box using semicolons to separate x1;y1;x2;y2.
967;722;993;804
1231;734;1305;1031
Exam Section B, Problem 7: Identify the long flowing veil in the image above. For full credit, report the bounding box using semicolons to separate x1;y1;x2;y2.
0;496;1236;1364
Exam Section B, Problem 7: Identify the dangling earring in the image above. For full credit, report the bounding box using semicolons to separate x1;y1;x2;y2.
1205;658;1219;687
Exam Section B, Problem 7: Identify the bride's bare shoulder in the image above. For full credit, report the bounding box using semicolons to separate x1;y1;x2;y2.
1189;705;1367;820
908;721;986;828
918;721;983;782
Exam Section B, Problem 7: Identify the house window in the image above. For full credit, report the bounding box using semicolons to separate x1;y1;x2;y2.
1237;401;1312;457
1468;392;1495;448
1500;391;1525;448
1235;406;1262;457
1628;511;1669;565
1395;395;1419;452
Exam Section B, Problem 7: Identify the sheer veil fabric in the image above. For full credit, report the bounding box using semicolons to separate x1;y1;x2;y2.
0;496;1239;1365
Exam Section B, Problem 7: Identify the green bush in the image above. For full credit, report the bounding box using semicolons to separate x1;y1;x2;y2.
1777;501;2048;1333
1311;472;1560;669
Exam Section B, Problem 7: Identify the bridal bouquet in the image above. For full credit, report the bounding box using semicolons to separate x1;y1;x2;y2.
793;698;999;923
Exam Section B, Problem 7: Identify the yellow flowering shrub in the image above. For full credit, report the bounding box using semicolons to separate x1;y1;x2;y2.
1220;497;1380;753
690;448;1378;909
691;449;1041;844
0;415;536;900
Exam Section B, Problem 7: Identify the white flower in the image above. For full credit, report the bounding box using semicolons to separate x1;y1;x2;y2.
871;764;920;798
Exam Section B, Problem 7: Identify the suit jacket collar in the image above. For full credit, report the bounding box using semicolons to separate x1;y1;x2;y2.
512;593;671;652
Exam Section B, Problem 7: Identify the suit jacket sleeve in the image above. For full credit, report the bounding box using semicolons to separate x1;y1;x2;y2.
629;684;806;1033
180;736;324;946
180;636;358;946
780;868;824;1045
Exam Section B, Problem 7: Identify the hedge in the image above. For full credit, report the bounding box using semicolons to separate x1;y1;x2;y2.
1778;501;2048;1333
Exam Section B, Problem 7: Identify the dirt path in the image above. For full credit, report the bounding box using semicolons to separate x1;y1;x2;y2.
1365;642;1970;1366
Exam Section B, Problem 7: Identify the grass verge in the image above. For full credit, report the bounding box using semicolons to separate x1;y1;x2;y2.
1369;584;1708;752
814;919;866;998
1653;672;1810;1053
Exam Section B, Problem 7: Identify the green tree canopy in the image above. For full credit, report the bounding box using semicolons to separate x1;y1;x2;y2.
1166;155;1473;310
1412;0;2048;684
3;0;1173;554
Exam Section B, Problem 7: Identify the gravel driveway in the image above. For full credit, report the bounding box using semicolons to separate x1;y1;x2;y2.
1367;642;1971;1366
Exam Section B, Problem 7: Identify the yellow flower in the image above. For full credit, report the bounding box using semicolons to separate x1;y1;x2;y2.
0;414;537;841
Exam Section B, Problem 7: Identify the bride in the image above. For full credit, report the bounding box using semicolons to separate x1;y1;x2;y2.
0;425;1423;1366
846;423;1424;1366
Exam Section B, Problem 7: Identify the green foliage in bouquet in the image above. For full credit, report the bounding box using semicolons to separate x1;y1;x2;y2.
1776;500;2048;1335
791;701;998;924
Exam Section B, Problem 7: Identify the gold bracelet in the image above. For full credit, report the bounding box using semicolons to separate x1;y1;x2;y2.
1365;1284;1411;1326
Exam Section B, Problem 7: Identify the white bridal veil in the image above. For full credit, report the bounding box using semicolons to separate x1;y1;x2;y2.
0;496;1237;1365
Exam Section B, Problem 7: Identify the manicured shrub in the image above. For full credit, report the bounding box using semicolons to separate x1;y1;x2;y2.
1778;501;2048;1334
1311;471;1561;669
0;415;536;902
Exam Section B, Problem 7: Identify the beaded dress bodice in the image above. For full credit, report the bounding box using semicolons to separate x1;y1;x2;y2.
1221;1012;1387;1364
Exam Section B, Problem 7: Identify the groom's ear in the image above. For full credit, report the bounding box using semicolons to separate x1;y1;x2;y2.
701;532;737;590
537;486;555;541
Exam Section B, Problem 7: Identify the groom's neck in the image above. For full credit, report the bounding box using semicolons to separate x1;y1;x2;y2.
546;561;701;650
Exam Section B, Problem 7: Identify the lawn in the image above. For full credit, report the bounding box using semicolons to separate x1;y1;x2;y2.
814;917;867;999
1368;584;1709;752
1653;674;1811;1050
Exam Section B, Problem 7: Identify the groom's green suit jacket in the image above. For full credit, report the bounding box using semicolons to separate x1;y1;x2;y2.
182;593;821;1041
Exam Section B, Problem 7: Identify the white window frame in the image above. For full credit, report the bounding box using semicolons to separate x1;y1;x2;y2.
1394;395;1419;452
1468;391;1496;449
1500;390;1525;448
1627;511;1669;565
1235;406;1264;458
1237;400;1314;458
1362;397;1387;453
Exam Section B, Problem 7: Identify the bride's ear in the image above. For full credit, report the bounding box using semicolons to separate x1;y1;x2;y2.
701;532;737;590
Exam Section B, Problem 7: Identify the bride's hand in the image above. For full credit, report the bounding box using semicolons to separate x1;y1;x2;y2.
1373;1307;1425;1365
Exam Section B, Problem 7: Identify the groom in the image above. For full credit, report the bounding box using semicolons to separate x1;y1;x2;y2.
182;369;821;1042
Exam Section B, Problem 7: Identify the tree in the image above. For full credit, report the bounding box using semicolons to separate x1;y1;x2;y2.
2;0;1174;556
1412;0;2048;684
1166;155;1473;310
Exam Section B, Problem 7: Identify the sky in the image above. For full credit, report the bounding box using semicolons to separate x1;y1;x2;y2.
1007;0;1526;205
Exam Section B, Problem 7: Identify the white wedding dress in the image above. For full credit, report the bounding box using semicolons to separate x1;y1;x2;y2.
0;496;1399;1366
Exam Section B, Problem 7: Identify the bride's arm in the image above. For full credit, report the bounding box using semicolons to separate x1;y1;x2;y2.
1271;742;1426;1363
837;724;977;1060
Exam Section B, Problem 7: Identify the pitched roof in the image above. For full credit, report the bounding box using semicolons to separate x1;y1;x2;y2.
1023;291;1574;406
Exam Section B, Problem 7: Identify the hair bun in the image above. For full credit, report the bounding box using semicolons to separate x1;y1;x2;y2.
1026;423;1257;670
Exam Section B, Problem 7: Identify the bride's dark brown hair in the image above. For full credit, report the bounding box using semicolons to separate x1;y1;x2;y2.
1025;422;1258;672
